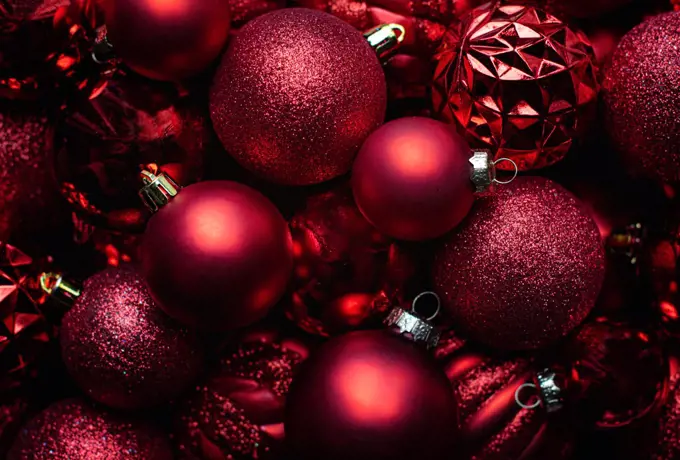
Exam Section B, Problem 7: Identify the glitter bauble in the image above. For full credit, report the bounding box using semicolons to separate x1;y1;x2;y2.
8;398;173;459
176;328;312;459
229;0;285;27
653;356;680;459
60;268;204;410
102;0;231;81
603;12;680;184
432;3;599;171
289;186;412;337
285;330;458;460
433;177;605;351
141;181;294;330
352;117;475;241
210;8;386;185
53;74;207;232
435;330;573;460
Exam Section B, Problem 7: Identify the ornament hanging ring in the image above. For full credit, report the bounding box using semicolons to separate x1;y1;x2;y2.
491;158;519;185
514;383;541;410
411;291;441;321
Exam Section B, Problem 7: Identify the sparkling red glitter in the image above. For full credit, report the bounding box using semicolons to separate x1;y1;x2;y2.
603;12;680;184
60;268;204;410
210;8;386;185
433;176;605;351
8;399;173;459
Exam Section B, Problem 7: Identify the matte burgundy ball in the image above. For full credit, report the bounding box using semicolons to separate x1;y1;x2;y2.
285;330;458;460
60;268;204;410
433;177;605;351
141;181;293;330
103;0;231;81
210;8;387;185
352;117;474;241
8;399;173;460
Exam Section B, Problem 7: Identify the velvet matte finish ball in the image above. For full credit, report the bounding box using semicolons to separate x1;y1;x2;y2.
60;268;203;410
210;8;387;185
141;181;293;330
433;177;605;351
352;117;474;241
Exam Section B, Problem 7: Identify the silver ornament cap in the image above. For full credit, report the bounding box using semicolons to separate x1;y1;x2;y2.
469;150;518;193
384;291;441;349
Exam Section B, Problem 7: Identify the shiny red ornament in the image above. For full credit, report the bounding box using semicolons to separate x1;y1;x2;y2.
433;177;605;351
8;399;173;459
60;268;204;410
53;73;208;232
210;8;387;185
176;328;312;459
141;180;294;330
352;117;475;241
603;12;680;184
285;330;458;460
432;3;599;171
516;0;632;19
289;186;412;336
102;0;231;81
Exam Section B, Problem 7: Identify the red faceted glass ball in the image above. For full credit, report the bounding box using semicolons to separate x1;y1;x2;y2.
352;117;474;241
141;181;294;330
285;330;458;460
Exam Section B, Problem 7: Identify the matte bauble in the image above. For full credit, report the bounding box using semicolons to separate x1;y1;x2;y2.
433;177;605;351
102;0;231;81
603;12;680;184
141;180;293;330
432;2;599;171
285;330;458;460
8;399;173;459
60;268;204;410
352;117;475;241
210;8;387;185
176;328;312;459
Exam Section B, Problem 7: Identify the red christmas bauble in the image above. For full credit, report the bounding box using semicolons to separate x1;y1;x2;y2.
53;73;208;232
515;0;632;19
102;0;231;81
8;399;173;459
176;328;312;459
654;356;680;458
285;330;458;460
433;177;605;351
60;268;204;410
352;117;475;241
229;0;285;27
603;12;680;184
432;3;599;171
289;186;412;336
210;8;387;185
141;180;293;330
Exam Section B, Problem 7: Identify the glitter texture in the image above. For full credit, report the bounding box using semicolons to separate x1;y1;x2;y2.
8;399;173;460
176;330;310;459
433;176;605;351
209;8;387;185
60;268;204;410
228;0;284;27
603;12;680;184
655;358;680;458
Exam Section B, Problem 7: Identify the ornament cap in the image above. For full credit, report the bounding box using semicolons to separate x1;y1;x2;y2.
513;367;565;413
469;150;518;193
138;168;181;213
384;291;441;349
40;272;82;307
91;26;116;65
364;24;406;62
606;223;645;264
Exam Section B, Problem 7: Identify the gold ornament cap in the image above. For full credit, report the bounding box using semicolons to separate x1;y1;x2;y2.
138;167;181;213
384;291;441;349
40;272;82;307
365;24;406;62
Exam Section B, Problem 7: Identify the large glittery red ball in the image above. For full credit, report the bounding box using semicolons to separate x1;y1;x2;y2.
60;268;204;410
141;181;293;330
352;117;475;241
433;177;605;351
176;328;312;459
8;399;173;459
603;12;680;184
285;330;458;460
210;8;387;185
431;3;599;171
102;0;231;81
653;356;680;458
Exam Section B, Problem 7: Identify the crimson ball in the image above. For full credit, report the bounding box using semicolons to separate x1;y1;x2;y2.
141;181;293;330
285;330;458;460
352;117;474;241
103;0;231;81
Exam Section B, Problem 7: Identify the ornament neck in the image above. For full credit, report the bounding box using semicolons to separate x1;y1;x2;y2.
607;223;645;263
40;272;82;307
469;151;518;193
91;26;116;65
365;24;406;62
138;169;181;213
514;367;565;414
384;291;441;349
